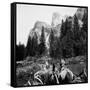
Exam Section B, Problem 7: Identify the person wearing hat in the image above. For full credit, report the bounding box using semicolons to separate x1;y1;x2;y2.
59;59;66;72
58;59;74;84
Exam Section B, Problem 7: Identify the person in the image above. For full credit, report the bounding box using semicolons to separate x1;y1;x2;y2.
79;68;87;82
47;63;59;85
58;59;74;84
52;64;55;72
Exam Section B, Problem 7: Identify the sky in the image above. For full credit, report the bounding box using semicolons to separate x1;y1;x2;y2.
17;4;78;46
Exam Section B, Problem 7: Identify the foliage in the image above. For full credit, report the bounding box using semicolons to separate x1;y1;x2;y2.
16;8;88;60
26;32;38;57
39;26;46;55
16;43;25;61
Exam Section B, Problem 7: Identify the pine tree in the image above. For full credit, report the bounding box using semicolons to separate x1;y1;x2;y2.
31;32;39;56
73;14;80;56
55;37;62;58
82;8;88;75
80;9;88;55
82;9;88;33
60;20;65;39
26;35;32;56
31;36;36;56
60;18;74;58
39;26;46;55
16;44;25;61
34;32;39;55
49;29;55;58
26;32;39;56
73;14;80;41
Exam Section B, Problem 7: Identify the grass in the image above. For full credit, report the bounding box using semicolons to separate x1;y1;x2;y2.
16;55;87;86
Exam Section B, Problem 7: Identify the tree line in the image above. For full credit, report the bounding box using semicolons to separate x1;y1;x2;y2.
16;10;88;61
16;26;46;61
49;11;87;59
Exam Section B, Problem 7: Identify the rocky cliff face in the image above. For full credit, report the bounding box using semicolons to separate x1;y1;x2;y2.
29;20;61;49
29;21;51;48
76;8;86;20
28;8;87;49
51;12;62;27
75;8;87;27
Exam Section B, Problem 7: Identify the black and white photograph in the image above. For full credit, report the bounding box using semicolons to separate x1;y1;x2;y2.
11;3;88;87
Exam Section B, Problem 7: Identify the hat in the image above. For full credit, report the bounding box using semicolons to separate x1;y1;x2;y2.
61;59;65;65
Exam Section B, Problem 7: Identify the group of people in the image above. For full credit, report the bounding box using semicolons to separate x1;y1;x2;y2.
49;59;74;84
25;59;87;86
